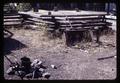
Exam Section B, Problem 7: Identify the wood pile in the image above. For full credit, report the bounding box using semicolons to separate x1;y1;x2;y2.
4;13;23;28
18;14;54;30
3;11;113;45
40;15;112;31
40;14;112;45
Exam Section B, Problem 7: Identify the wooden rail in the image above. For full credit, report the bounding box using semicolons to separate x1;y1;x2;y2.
4;13;23;27
3;12;112;46
40;14;112;31
39;14;112;45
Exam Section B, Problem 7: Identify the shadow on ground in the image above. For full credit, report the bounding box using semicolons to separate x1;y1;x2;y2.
4;38;27;55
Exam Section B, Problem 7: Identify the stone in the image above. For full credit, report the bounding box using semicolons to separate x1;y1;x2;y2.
25;73;33;78
9;62;18;67
32;70;41;78
42;72;50;79
51;65;57;69
37;61;42;65
11;64;19;71
8;78;12;80
39;64;47;69
6;67;15;75
73;45;80;48
94;27;99;30
39;68;45;73
104;45;108;48
17;71;26;77
84;50;89;53
37;61;42;67
31;59;40;67
32;61;43;69
63;50;68;53
114;56;117;58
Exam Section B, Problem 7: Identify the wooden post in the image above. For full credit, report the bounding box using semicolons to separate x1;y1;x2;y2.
96;28;100;43
32;3;38;12
88;29;94;42
107;3;110;14
64;31;69;46
62;31;67;46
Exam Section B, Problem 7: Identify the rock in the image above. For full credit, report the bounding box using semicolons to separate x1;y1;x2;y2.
37;61;42;67
94;27;99;29
38;61;42;65
73;45;80;49
39;68;45;73
8;78;12;80
104;45;108;48
6;67;15;75
80;49;84;51
9;62;18;67
32;70;41;78
37;71;43;77
51;65;57;69
25;73;33;78
33;61;43;69
17;71;26;77
40;64;47;69
31;59;42;67
63;50;68;53
11;64;19;71
42;72;50;79
34;59;40;63
114;56;117;58
14;58;18;62
80;49;88;53
84;50;89;53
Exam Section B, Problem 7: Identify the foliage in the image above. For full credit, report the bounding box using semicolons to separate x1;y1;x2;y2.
16;3;32;12
4;3;18;13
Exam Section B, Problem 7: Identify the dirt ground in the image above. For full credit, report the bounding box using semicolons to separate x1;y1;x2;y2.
4;27;116;80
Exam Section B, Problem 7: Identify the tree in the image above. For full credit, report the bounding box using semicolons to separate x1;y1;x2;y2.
4;3;18;13
17;3;32;12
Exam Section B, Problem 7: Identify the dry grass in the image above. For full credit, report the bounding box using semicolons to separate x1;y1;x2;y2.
4;25;116;80
7;24;66;49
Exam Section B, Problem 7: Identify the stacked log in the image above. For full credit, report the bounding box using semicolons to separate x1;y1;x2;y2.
40;14;112;45
4;13;23;28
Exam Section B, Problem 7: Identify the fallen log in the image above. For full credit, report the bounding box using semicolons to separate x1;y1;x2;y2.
97;55;116;60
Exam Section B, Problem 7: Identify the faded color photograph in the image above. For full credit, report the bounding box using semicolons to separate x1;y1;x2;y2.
4;3;116;80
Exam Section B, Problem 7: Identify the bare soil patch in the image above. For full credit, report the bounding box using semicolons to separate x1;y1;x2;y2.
4;28;116;80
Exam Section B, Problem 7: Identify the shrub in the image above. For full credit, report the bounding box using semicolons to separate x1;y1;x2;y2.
4;3;18;13
17;3;32;12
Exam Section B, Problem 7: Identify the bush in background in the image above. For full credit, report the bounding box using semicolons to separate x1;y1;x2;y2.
16;3;32;12
4;3;18;13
